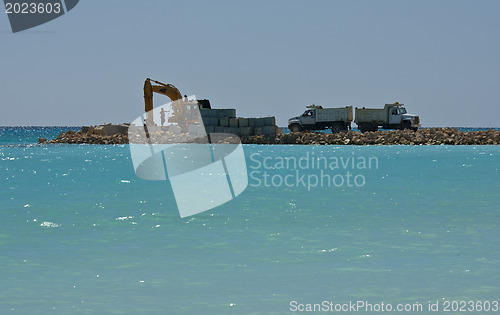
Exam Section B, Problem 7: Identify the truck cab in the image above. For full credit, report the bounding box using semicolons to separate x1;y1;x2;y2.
355;103;420;132
298;109;315;126
388;105;419;130
389;106;419;125
389;107;404;124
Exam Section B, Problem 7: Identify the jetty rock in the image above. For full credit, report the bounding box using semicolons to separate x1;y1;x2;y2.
241;128;500;145
46;125;500;145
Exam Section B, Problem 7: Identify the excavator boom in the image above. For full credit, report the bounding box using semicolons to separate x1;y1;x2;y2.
143;78;183;125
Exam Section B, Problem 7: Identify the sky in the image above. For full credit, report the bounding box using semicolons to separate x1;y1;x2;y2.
1;0;499;127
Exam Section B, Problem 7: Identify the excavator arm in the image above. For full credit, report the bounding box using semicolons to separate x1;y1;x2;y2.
143;78;183;125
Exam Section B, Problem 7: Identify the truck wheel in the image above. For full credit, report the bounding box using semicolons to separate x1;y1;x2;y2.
288;124;303;133
402;121;412;130
359;123;376;133
331;122;344;134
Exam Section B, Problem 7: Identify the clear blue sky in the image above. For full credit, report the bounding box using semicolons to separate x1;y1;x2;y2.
1;0;499;127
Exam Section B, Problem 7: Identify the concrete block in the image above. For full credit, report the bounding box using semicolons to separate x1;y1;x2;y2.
254;127;263;135
219;117;229;127
209;117;219;126
202;116;210;126
214;126;225;133
229;118;239;128
224;127;240;135
199;108;210;117
224;109;236;118
116;125;129;135
255;118;265;127
238;118;249;127
208;109;218;118
276;126;283;135
264;116;276;126
248;118;257;127
239;127;253;136
106;125;120;136
263;126;276;135
216;109;227;118
204;125;215;134
93;126;105;135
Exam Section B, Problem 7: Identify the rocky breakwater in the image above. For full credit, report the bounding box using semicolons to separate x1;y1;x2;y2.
41;124;238;145
41;127;500;145
40;124;129;145
242;128;500;145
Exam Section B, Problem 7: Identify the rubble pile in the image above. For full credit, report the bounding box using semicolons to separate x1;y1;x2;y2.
242;128;500;145
42;129;128;145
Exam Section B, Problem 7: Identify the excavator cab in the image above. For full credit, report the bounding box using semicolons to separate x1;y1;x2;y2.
197;99;211;109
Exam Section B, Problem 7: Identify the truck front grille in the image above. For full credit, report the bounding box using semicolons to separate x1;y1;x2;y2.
414;116;420;124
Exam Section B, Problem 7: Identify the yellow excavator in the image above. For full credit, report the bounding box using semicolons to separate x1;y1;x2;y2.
143;78;211;128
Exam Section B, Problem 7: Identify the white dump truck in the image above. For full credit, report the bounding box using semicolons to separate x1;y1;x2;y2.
354;102;420;132
288;105;353;133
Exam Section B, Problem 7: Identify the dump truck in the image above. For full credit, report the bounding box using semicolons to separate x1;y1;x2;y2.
354;102;420;132
288;105;353;133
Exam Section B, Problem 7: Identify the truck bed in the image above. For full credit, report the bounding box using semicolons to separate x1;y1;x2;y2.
354;108;386;124
315;106;353;123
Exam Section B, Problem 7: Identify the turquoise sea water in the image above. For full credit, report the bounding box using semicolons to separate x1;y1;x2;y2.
1;128;499;314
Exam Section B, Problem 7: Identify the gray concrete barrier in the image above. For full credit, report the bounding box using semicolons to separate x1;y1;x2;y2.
229;118;239;128
219;117;229;127
224;109;236;118
239;127;253;136
224;127;240;135
263;126;276;135
238;118;249;127
264;117;276;126
209;117;219;126
255;118;265;127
